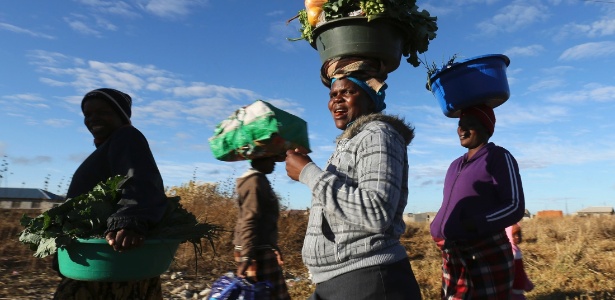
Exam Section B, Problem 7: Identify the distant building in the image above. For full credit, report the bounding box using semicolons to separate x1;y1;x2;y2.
574;206;614;217
536;210;564;218
0;187;65;211
404;212;438;224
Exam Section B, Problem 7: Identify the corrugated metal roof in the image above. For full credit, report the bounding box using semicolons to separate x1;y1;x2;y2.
576;206;614;214
0;187;65;200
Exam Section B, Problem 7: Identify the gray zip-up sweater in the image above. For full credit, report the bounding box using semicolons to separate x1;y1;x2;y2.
298;113;415;283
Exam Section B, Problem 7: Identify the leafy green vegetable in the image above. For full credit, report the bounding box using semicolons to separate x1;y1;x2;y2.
19;175;222;258
19;175;126;257
424;54;459;78
423;54;459;91
288;0;438;67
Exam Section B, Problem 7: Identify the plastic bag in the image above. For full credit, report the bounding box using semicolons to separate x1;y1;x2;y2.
209;100;311;161
207;273;271;300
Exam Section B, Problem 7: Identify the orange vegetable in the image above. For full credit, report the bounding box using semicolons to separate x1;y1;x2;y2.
304;0;327;9
305;0;327;26
307;7;323;26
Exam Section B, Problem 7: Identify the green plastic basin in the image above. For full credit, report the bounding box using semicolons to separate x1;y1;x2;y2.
311;17;404;73
57;238;180;282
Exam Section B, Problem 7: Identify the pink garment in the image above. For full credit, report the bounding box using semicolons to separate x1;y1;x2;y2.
506;223;534;298
505;225;522;259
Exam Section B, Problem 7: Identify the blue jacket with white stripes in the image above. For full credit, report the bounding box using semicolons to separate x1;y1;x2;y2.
430;142;525;241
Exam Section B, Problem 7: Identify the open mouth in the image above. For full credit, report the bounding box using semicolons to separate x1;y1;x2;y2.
333;108;347;118
89;125;105;133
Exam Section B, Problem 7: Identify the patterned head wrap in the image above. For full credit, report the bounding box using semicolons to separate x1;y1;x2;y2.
321;56;388;113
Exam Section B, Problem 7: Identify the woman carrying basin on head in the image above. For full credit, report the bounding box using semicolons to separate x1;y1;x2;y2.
285;57;422;300
430;104;526;299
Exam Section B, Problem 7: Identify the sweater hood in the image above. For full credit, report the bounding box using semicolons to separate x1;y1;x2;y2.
337;113;415;146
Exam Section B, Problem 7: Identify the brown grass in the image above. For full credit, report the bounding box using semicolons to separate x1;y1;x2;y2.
2;182;615;299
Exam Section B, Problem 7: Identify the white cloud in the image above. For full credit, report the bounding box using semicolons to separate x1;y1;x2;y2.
76;0;138;17
547;83;615;103
0;22;55;39
557;18;615;40
505;45;545;57
266;98;305;117
64;16;101;36
540;65;574;76
527;79;565;92
420;0;500;17
477;3;549;35
266;10;285;17
173;84;257;99
174;132;192;140
267;20;304;52
559;41;615;60
157;160;236;187
496;103;569;126
134;100;186;125
24;50;308;132
94;16;118;31
44;119;73;128
40;78;70;87
587;18;615;37
589;86;615;102
12;156;53;165
3;94;46;102
138;0;208;18
516;138;615;169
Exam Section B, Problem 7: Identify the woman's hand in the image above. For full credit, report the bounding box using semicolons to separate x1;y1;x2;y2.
274;249;284;266
285;149;312;181
105;229;145;252
236;259;258;282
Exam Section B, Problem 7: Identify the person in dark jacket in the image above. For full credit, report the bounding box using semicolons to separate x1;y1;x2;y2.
234;156;290;300
430;104;525;299
53;88;169;300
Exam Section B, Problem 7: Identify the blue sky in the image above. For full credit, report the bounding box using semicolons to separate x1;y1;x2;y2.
1;0;614;215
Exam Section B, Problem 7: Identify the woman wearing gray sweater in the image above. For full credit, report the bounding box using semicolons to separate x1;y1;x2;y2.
285;75;421;299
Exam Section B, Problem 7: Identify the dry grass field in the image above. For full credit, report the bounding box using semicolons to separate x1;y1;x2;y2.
1;181;615;299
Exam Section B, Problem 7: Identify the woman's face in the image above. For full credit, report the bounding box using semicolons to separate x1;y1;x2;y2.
82;98;125;140
328;78;374;130
457;115;490;149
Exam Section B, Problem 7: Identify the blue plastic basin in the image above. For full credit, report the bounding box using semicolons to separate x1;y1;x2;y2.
428;54;510;118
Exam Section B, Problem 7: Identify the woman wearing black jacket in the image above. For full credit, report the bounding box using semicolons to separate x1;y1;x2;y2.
53;88;168;300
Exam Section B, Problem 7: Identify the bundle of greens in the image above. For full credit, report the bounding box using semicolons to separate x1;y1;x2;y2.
423;54;459;91
288;0;438;67
19;175;221;258
424;54;459;78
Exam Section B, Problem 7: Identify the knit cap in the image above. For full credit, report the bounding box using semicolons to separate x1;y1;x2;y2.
460;104;496;136
81;88;132;123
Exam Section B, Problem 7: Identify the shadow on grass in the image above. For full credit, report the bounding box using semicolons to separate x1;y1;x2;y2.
532;290;614;300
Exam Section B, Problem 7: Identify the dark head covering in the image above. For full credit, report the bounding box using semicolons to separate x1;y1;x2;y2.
460;104;496;136
81;88;132;124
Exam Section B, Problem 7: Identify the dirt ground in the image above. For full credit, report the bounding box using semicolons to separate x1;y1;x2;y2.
4;209;615;300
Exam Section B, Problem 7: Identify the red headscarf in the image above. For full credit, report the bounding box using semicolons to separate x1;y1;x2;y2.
460;104;496;136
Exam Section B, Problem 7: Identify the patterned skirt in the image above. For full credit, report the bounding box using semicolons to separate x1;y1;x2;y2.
437;231;514;300
52;276;162;300
235;247;290;300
